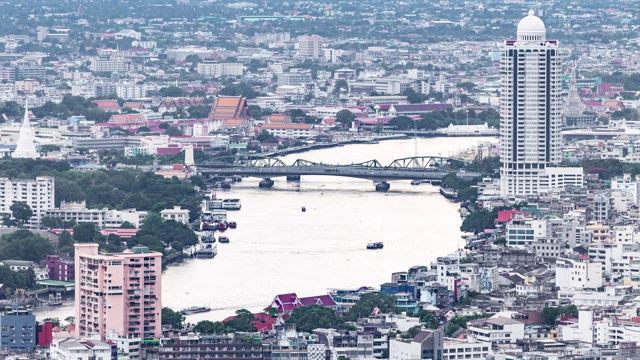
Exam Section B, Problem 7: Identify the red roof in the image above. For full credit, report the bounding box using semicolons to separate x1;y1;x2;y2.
496;209;530;223
221;312;278;332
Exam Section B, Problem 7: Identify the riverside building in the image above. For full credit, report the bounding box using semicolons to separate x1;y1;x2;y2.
499;10;582;197
74;243;162;341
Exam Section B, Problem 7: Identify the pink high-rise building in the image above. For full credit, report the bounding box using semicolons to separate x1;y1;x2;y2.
74;243;162;341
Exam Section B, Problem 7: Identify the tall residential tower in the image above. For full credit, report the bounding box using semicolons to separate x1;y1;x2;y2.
75;243;162;341
499;10;582;197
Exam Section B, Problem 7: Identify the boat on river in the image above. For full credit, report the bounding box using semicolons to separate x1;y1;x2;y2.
201;232;216;243
366;242;384;250
221;199;242;210
193;244;217;258
180;306;212;315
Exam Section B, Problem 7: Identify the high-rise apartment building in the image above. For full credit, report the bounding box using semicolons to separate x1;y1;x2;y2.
297;35;323;60
75;243;162;341
499;11;582;197
0;176;54;228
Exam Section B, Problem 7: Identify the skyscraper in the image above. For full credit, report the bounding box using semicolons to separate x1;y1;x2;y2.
75;243;162;341
499;10;582;197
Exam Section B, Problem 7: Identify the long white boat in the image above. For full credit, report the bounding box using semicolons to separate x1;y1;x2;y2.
221;199;242;210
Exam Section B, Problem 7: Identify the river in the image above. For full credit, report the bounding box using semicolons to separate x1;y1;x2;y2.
35;136;496;324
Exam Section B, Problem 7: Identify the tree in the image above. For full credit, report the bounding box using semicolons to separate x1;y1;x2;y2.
347;293;395;321
224;309;257;332
335;109;355;127
4;202;33;227
159;122;171;129
388;116;415;130
219;82;262;99
185;54;202;64
57;231;74;249
418;310;439;329
403;325;422;339
187;105;210;119
256;130;275;142
542;305;578;325
458;82;476;91
285;305;345;332
73;223;97;243
189;175;206;189
159;86;184;97
333;79;348;94
194;320;228;334
0;230;54;262
120;221;136;229
460;209;496;234
248;105;262;120
41;216;63;229
161;307;185;329
164;127;183;136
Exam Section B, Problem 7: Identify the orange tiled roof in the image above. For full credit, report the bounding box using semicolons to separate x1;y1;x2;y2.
266;114;291;123
94;100;121;112
264;123;313;130
108;113;146;125
207;96;248;121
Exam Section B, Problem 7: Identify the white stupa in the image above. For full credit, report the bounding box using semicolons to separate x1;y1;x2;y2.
12;100;39;159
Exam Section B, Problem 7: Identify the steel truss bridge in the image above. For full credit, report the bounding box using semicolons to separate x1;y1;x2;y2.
197;156;480;189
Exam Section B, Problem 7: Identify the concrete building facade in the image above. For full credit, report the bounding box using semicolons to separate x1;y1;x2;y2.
0;176;54;228
499;11;582;197
75;243;162;341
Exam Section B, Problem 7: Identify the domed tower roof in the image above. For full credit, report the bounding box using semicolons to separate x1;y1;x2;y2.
517;10;546;42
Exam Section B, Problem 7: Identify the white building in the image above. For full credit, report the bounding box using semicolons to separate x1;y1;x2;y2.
561;310;594;344
297;35;323;59
390;330;492;360
0;176;54;228
116;84;147;100
611;174;640;204
436;256;459;291
555;258;603;290
160;206;190;225
572;292;623;307
51;338;113;360
532;237;563;259
467;317;525;345
45;201;147;229
505;216;547;248
196;62;243;77
263;123;318;138
499;11;582;197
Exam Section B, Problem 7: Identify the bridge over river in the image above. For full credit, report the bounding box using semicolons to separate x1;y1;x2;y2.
197;156;480;191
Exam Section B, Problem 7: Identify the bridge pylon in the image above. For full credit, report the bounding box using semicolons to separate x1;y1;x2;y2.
259;178;275;189
375;181;390;192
